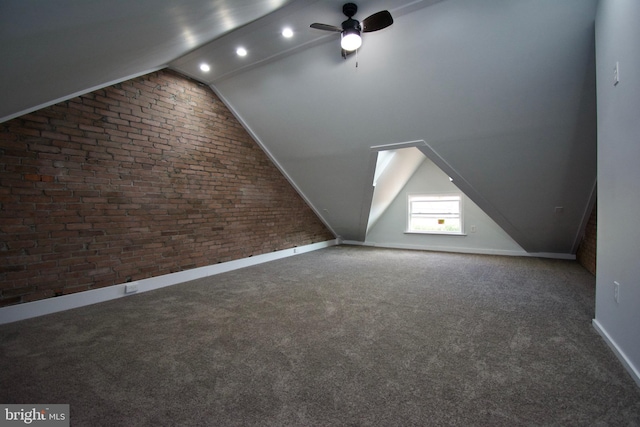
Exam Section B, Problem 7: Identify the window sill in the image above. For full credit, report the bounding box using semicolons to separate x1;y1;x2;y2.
405;231;467;236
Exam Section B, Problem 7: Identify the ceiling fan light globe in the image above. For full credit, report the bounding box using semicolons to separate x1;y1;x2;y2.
341;32;362;51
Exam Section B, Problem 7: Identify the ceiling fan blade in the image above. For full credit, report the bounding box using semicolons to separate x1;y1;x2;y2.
310;23;342;32
362;10;393;32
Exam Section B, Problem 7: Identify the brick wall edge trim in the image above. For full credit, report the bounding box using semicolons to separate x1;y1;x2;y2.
210;85;337;237
0;66;166;124
0;239;339;325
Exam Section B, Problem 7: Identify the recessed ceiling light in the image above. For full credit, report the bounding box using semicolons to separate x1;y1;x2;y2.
282;27;293;38
236;47;247;57
199;63;210;72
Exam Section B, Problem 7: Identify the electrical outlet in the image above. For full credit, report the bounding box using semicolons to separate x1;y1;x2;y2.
614;281;620;303
470;225;477;233
125;282;139;294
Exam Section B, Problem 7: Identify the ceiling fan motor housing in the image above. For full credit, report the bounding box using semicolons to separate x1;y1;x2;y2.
342;18;361;32
343;3;358;18
309;2;393;56
342;3;360;32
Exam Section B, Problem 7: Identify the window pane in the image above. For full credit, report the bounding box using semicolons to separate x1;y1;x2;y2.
411;200;459;215
409;217;461;233
408;195;462;233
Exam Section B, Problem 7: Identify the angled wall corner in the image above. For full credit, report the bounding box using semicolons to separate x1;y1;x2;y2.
366;145;426;233
593;0;640;388
365;151;526;257
415;142;536;253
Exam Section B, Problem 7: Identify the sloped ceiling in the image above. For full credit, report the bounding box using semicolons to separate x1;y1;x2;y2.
0;0;294;121
200;0;599;254
1;0;598;255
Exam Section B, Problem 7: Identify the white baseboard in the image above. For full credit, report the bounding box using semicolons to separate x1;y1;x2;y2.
340;240;364;246
0;240;338;325
355;241;529;257
592;319;640;388
527;252;576;260
345;241;575;260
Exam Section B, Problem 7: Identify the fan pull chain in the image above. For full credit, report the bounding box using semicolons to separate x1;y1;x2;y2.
356;49;358;68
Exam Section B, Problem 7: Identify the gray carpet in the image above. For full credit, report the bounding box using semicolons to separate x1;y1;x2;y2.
1;246;639;426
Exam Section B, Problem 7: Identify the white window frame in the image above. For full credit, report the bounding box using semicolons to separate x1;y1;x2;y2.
406;193;464;235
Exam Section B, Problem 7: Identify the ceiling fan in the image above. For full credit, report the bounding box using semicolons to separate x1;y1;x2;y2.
310;3;394;58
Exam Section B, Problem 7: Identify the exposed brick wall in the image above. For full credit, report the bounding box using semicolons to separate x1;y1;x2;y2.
0;69;334;307
576;202;596;275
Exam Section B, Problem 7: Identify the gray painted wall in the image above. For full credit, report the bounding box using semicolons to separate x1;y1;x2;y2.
594;0;640;385
212;0;598;255
1;0;600;257
365;156;525;256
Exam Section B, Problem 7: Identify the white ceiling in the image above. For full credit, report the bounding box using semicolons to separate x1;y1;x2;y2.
170;0;444;84
1;0;598;255
0;0;294;121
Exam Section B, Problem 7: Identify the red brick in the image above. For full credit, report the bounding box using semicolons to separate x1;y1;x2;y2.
0;69;334;306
